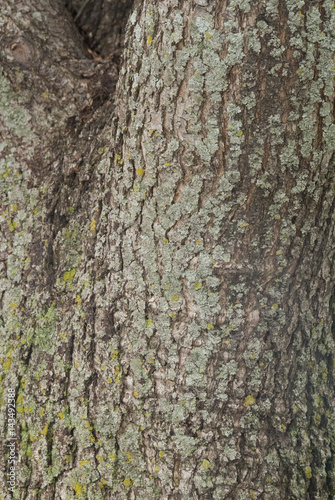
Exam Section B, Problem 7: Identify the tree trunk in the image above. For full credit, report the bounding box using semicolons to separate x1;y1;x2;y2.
1;0;335;498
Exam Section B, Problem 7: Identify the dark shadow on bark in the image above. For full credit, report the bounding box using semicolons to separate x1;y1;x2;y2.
64;0;137;61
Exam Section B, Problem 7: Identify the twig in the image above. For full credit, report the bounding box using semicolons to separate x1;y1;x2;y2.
74;0;90;22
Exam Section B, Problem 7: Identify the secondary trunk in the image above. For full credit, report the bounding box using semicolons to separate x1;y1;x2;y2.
0;0;335;499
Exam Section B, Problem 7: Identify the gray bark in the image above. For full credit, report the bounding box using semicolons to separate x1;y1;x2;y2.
0;0;335;499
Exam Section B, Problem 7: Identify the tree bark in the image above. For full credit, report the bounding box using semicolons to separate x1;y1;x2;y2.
0;0;335;499
64;0;138;60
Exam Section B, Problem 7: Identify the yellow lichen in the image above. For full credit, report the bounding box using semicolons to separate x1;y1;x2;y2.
63;269;76;282
244;396;255;407
90;218;96;231
74;482;82;495
41;424;48;436
75;295;82;307
305;466;312;479
9;220;17;231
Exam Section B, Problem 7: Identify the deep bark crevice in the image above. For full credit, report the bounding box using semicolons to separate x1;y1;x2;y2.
64;0;137;61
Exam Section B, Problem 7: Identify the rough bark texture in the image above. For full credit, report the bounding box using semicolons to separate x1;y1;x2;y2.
0;0;335;499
